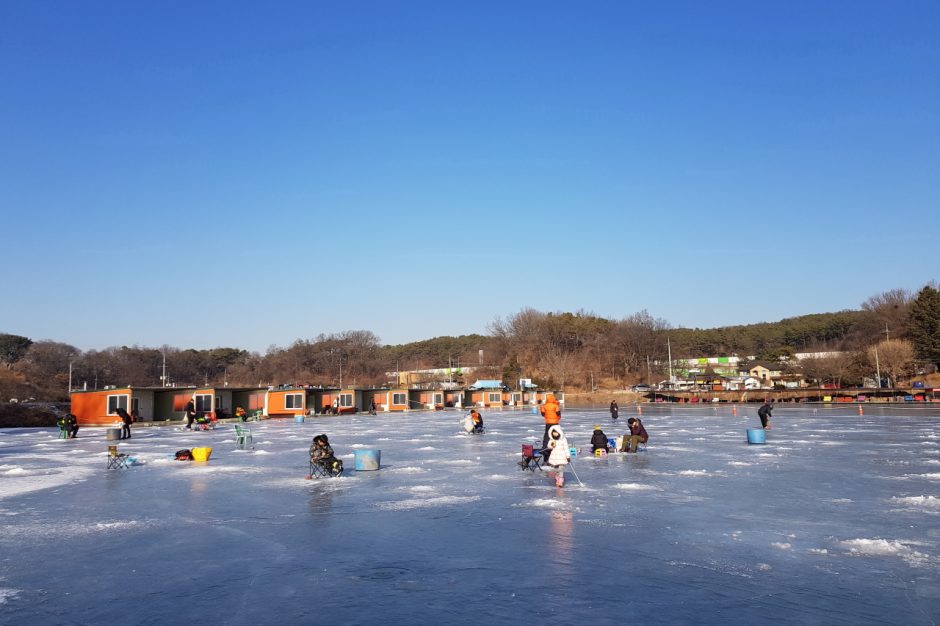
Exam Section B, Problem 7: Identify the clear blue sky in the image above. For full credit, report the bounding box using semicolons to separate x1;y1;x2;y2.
2;1;938;353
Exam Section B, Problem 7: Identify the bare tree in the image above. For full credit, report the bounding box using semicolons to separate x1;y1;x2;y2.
867;339;915;387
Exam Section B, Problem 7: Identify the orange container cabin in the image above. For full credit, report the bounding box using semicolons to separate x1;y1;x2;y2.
336;389;361;414
387;389;410;411
267;388;307;418
412;390;444;410
71;387;138;426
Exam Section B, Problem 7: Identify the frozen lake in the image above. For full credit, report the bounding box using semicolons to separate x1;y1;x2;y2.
2;404;939;624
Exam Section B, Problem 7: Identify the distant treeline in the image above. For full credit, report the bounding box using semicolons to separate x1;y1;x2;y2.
2;285;938;401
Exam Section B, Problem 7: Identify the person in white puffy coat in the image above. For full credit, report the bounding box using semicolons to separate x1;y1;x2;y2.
546;424;570;487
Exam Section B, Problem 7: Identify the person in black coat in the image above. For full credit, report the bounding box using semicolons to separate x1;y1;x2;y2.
758;399;774;429
184;400;196;430
591;425;610;453
116;407;132;439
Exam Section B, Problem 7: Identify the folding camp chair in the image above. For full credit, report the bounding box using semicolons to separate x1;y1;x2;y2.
58;424;70;439
308;458;344;479
107;445;129;469
234;425;253;450
518;444;546;472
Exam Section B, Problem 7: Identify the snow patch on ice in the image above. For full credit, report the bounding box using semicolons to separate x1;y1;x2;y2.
376;495;480;510
517;498;569;510
807;548;829;555
891;495;940;511
0;467;96;500
0;588;20;605
840;538;932;566
677;470;712;477
771;542;792;550
400;485;435;493
183;466;265;474
908;473;940;480
389;466;429;474
727;461;752;467
417;446;436;451
613;483;662;492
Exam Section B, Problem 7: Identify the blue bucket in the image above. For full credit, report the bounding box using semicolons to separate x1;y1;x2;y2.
746;428;766;444
294;415;305;424
531;407;538;414
354;449;381;470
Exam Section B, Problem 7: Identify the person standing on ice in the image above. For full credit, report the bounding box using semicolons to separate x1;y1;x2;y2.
540;393;562;451
116;407;132;440
758;399;774;429
184;400;196;430
610;400;619;420
546;425;571;487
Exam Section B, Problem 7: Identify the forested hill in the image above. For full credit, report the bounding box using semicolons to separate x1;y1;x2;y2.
668;310;869;359
2;284;938;400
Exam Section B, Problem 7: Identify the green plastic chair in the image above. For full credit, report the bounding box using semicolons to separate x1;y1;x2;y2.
234;424;253;449
58;425;70;439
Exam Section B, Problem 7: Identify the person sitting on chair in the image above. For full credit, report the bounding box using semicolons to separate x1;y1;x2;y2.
235;406;247;421
60;413;79;438
469;409;484;434
116;407;132;440
590;425;610;454
309;434;342;475
621;417;649;453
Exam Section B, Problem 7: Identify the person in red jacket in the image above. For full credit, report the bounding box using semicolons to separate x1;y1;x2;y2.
540;393;562;451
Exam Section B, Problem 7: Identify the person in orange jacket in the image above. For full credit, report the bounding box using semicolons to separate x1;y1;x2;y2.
540;393;562;451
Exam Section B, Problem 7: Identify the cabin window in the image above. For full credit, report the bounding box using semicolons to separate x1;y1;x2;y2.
339;393;353;408
433;393;442;405
285;393;303;409
392;392;407;405
488;392;501;403
107;394;129;415
195;394;213;413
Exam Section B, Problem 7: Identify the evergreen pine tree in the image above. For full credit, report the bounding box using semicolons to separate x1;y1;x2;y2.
908;285;940;369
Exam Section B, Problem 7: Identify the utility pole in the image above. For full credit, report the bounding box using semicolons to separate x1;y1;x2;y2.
68;360;72;394
647;355;652;386
884;323;890;341
667;338;674;382
874;348;882;389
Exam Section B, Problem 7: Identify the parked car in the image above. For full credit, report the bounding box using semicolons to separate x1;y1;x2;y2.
632;384;651;393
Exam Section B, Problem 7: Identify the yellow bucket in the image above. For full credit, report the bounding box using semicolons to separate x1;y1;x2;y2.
191;447;212;462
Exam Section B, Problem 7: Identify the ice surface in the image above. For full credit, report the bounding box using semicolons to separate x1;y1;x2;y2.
2;404;940;624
